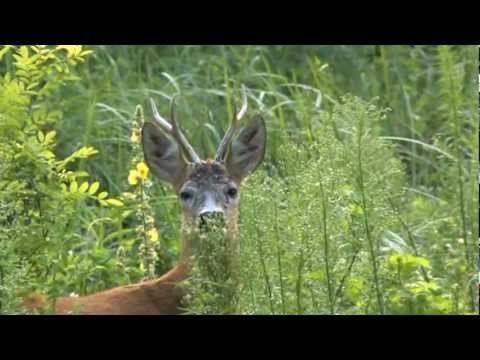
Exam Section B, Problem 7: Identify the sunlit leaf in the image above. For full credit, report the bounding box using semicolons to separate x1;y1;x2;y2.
105;199;124;207
98;191;108;200
78;182;89;193
88;181;100;195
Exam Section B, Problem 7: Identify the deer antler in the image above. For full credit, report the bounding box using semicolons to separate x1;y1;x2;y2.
215;84;248;162
149;96;202;164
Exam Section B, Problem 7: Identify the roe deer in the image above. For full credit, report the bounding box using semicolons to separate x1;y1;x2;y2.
51;88;266;315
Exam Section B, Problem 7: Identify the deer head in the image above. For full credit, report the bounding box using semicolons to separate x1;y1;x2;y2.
141;87;266;258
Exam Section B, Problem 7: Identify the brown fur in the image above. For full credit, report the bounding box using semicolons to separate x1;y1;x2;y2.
55;262;188;315
187;160;229;184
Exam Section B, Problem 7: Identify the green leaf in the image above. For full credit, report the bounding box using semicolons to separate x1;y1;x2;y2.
19;46;29;59
345;277;365;301
41;150;55;159
27;82;39;90
76;146;98;158
306;271;325;281
80;50;93;57
381;136;455;161
388;253;430;269
409;256;430;268
57;45;82;58
88;181;100;195
0;45;13;61
78;182;89;193
389;254;401;265
44;130;56;143
69;181;78;193
105;199;124;207
98;191;108;200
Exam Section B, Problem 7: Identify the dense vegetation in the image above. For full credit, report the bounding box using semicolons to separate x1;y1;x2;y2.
0;45;478;314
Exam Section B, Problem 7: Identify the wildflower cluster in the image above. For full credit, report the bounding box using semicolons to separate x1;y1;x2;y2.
121;105;159;278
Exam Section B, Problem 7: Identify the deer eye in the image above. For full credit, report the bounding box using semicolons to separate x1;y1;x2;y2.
226;187;238;198
180;190;194;201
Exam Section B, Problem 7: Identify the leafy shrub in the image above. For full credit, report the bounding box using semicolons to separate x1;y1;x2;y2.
239;96;404;314
0;46;127;313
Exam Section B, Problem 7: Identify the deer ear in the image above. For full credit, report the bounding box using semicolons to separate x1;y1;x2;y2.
226;115;266;182
142;122;188;187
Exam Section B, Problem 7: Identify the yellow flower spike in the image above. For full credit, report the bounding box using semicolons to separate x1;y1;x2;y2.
130;130;140;143
128;169;140;185
136;162;149;179
147;228;159;243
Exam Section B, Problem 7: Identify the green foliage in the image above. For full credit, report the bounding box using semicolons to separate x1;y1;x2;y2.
0;45;477;314
0;46;129;313
239;97;407;314
181;220;239;315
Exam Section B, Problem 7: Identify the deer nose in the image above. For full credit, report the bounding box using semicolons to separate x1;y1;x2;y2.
199;195;223;218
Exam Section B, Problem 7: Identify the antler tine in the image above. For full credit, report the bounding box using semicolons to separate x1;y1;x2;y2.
150;97;172;132
169;96;202;164
149;96;202;164
215;84;248;162
236;84;248;122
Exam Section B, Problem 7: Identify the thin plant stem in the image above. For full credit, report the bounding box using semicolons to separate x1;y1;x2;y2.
386;195;430;282
252;198;275;314
356;125;385;314
273;200;286;314
441;46;475;311
318;179;334;314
